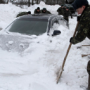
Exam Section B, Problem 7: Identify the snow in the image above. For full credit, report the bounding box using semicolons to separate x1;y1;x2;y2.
0;1;90;90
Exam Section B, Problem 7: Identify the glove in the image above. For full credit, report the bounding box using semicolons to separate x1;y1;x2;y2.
77;16;81;21
70;37;73;43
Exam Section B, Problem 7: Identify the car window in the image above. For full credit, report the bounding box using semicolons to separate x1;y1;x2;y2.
52;19;59;26
59;19;66;26
53;20;59;25
52;23;59;30
5;19;48;36
57;18;67;28
49;16;67;35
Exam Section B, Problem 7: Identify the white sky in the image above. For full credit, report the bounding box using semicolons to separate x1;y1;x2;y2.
0;1;90;90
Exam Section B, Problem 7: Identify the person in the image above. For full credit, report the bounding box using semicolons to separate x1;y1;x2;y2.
57;5;64;15
27;11;31;14
41;8;51;14
16;11;31;17
70;0;90;89
63;7;72;28
34;7;41;14
70;0;89;44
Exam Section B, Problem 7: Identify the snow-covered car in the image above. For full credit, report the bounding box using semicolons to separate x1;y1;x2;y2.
0;14;67;52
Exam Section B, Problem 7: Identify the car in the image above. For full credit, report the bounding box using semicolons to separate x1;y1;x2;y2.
0;14;67;52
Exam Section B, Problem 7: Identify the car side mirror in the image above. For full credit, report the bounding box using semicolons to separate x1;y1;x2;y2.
52;30;61;36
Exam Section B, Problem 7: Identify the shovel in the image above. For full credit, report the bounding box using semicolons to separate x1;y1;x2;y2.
82;54;90;57
56;22;79;84
77;45;90;49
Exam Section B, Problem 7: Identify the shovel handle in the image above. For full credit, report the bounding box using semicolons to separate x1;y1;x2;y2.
56;22;79;84
82;54;90;57
82;45;90;46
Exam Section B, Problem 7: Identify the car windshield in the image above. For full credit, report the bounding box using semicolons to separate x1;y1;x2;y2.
6;18;48;35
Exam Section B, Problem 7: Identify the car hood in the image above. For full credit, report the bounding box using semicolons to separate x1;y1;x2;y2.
0;33;38;53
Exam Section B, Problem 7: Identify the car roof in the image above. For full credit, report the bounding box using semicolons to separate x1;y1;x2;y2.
17;14;60;21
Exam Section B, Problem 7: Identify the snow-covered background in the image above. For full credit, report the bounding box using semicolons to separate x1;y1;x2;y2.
0;1;90;90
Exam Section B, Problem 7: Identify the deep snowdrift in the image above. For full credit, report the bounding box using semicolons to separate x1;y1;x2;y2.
0;1;90;90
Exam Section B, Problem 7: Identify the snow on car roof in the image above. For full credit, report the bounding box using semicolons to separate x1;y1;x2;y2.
17;14;60;21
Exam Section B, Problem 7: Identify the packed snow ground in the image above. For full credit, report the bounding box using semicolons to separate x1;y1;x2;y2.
0;1;90;90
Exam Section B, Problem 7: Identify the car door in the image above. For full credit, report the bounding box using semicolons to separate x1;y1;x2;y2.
47;16;67;35
57;16;68;27
47;17;59;36
51;16;67;27
51;17;59;27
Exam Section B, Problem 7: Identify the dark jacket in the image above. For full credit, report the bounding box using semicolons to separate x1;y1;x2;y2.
16;11;31;17
70;5;90;44
57;7;64;15
34;9;41;14
63;8;72;18
41;9;51;14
